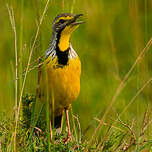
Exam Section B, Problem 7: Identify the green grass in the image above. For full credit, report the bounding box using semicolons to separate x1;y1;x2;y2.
1;94;152;151
1;0;152;151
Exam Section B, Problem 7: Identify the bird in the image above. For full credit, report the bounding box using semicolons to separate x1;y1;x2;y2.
37;13;84;141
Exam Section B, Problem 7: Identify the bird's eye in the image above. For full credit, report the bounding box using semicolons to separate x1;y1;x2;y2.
59;19;65;24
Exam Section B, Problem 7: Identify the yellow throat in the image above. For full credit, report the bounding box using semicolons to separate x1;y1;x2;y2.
58;25;79;51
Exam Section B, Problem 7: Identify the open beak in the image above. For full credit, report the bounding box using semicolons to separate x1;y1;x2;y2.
69;14;85;26
57;14;85;31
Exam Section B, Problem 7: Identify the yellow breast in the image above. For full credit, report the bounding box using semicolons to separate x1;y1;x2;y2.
38;56;81;116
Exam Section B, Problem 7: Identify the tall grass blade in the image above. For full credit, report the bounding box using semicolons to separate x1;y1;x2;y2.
70;107;78;142
19;0;24;121
27;101;44;144
45;65;51;151
10;0;50;150
144;0;148;44
6;5;18;152
70;0;75;14
90;38;152;144
46;97;51;151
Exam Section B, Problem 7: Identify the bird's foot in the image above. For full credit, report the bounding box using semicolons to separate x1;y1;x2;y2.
63;133;72;144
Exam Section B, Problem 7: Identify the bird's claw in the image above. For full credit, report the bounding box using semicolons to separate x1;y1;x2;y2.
63;133;72;144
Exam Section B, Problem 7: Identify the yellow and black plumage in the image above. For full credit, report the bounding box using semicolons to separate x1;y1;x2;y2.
37;13;84;140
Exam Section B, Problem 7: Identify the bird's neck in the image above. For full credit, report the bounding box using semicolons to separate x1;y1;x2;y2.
58;34;70;51
57;30;71;52
54;31;71;65
56;48;69;65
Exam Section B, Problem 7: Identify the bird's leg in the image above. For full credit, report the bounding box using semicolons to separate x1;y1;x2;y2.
63;108;72;143
49;120;53;141
66;109;71;138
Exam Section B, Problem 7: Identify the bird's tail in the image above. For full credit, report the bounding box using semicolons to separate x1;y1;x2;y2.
54;115;62;129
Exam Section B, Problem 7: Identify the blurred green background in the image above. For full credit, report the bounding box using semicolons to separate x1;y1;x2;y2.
1;0;152;138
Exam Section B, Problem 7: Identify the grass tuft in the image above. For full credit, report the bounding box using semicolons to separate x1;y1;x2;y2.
1;94;152;151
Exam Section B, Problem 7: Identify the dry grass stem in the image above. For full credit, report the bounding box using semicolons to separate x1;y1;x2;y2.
94;117;124;132
140;110;152;136
117;116;136;140
15;54;45;81
17;59;44;79
117;117;136;151
90;38;152;144
6;4;18;152
140;110;148;137
119;77;152;118
10;0;50;151
73;115;82;143
108;26;120;81
96;126;112;152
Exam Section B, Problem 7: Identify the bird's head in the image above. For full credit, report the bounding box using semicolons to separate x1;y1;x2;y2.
52;13;84;51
